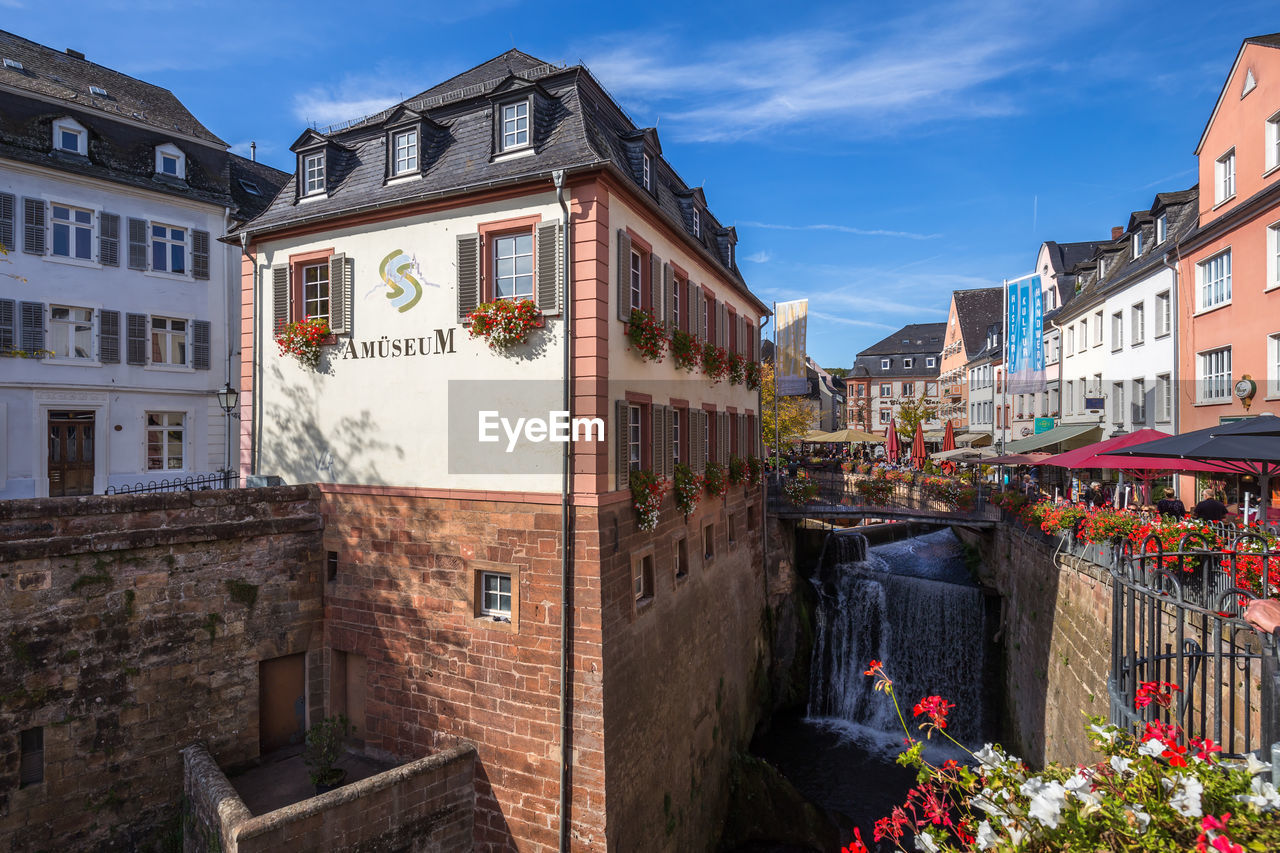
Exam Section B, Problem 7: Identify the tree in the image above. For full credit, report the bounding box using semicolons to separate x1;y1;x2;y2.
760;362;816;452
825;366;851;379
894;393;937;441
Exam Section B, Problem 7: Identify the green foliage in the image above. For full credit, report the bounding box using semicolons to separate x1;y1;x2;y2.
71;570;112;593
225;579;259;610
893;393;938;441
201;613;223;643
760;362;817;449
673;462;703;517
304;714;352;787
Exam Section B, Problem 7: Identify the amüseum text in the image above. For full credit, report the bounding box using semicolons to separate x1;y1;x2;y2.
339;328;457;359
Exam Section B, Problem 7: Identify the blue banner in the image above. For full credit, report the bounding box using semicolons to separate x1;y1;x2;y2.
1006;276;1044;396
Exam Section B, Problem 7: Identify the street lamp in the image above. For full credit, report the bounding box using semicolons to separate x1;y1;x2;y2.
215;382;239;487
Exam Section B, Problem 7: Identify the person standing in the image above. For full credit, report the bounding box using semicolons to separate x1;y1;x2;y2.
1156;488;1186;518
1193;488;1228;522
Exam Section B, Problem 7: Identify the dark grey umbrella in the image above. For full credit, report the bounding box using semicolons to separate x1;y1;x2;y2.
1111;414;1280;522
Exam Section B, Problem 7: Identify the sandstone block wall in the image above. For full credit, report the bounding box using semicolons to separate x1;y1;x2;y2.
0;487;325;852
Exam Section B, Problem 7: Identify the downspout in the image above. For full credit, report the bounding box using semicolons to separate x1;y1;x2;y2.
1161;250;1180;436
553;169;573;853
757;313;771;600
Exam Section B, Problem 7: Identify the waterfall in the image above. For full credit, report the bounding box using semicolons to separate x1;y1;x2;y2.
809;529;988;745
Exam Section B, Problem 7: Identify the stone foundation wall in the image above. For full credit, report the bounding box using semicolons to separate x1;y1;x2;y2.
0;487;325;852
182;742;476;853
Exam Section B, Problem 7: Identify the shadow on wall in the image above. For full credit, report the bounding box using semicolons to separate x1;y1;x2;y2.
262;362;406;486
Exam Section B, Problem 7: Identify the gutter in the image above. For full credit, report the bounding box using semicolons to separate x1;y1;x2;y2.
553;169;573;853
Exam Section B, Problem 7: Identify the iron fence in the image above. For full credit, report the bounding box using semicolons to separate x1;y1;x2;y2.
765;468;996;520
103;470;239;495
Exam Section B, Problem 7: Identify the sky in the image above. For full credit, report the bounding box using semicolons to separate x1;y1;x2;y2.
6;0;1275;367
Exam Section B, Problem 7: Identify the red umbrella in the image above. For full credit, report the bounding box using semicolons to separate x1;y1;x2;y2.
942;419;956;453
885;420;901;463
911;422;927;469
1044;428;1227;506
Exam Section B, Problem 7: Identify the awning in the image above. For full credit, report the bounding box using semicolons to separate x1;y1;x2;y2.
1002;423;1102;454
923;429;947;441
956;432;993;447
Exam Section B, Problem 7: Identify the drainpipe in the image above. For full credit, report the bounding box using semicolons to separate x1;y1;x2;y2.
1162;251;1180;504
758;313;771;598
553;169;573;853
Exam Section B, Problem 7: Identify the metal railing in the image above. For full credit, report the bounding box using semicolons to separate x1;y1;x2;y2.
1109;533;1280;759
103;470;239;495
765;468;997;521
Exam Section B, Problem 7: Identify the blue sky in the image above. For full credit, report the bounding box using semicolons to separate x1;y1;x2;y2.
6;0;1274;366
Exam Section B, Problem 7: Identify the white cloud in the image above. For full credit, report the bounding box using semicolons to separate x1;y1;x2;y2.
744;250;772;263
741;221;939;241
811;311;896;330
290;65;434;127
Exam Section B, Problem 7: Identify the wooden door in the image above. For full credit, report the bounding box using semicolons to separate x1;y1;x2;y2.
259;654;305;754
48;411;95;497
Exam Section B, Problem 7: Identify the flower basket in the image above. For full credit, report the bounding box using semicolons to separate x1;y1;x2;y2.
728;454;747;485
275;316;331;369
468;299;544;350
673;462;704;517
626;309;667;362
746;455;763;485
670;329;700;372
783;476;819;505
745;361;762;391
704;461;728;497
855;479;892;505
727;352;746;385
629;468;665;531
701;343;731;382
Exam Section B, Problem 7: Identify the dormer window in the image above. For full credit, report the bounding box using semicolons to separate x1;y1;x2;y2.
392;128;419;176
303;152;326;196
642;153;651;190
52;117;87;156
880;358;890;370
155;143;185;179
500;101;529;151
1097;259;1105;279
1156;213;1167;243
1132;231;1143;259
692;208;701;238
89;85;108;97
904;358;914;369
3;58;23;71
238;178;261;196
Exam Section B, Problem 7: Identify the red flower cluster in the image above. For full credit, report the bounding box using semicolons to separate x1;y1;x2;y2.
701;343;731;381
1198;813;1244;853
468;299;544;349
669;328;700;372
625;309;667;361
1134;680;1182;710
727;352;746;385
913;695;955;736
703;461;729;497
274;316;331;369
744;360;762;390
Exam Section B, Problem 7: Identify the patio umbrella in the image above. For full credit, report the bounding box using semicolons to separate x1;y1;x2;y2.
885;420;901;464
931;447;997;463
911;422;927;468
942;420;957;452
1111;414;1280;523
1042;428;1228;505
809;428;886;443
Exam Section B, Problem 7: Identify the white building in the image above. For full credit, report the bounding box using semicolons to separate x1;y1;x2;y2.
0;31;285;498
1053;188;1196;438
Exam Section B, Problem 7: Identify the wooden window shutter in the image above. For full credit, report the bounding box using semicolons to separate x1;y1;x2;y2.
192;320;211;370
650;404;662;474
0;298;14;352
127;217;147;270
717;302;728;349
695;287;706;343
616;229;632;321
649;252;662;319
664;406;675;479
329;253;348;335
663;264;675;329
98;212;120;267
19;301;44;355
192;229;210;280
22;198;45;255
689;410;703;473
0;192;14;254
536;220;562;314
456;234;480;323
271;265;290;332
125;313;147;365
99;310;120;363
615;399;630;490
718;412;729;465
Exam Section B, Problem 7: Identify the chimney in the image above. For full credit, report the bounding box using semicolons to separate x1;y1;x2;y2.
250;141;257;162
1111;226;1123;240
65;48;85;61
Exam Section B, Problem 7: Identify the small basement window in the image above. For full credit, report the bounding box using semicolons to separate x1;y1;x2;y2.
674;536;688;580
480;571;512;619
327;551;338;582
20;727;43;786
703;521;715;563
632;553;654;605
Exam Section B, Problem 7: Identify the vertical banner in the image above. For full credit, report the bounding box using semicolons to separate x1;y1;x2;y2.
775;299;809;396
1006;275;1044;396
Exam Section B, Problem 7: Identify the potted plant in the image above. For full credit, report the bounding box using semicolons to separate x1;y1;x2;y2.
673;462;704;517
629;468;665;531
467;299;544;350
303;714;351;794
275;316;331;369
626;309;667;362
670;328;700;372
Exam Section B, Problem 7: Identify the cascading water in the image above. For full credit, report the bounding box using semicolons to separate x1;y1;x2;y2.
809;528;989;745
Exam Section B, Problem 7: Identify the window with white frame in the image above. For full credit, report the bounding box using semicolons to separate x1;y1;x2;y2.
925;381;937;396
155;144;184;179
303;152;325;195
302;262;330;322
1050;386;1060;415
1157;374;1171;421
480;571;511;617
1155;291;1171;336
150;317;187;366
879;410;890;424
880;358;890;370
629;249;642;311
879;383;891;396
632;554;654;603
1131;302;1145;345
501;101;529;150
1132;231;1143;259
1112;383;1125;423
628;403;641;470
1093;311;1103;345
1156;213;1167;244
903;357;914;369
926;356;935;368
51;203;93;260
692;208;700;237
1269;111;1280;172
672;410;680;464
1065;326;1074;354
494;233;533;301
1065;381;1074;414
392;128;418;175
1111;311;1123;351
145;412;185;471
52;117;86;155
150;224;186;274
1132;378;1146;423
901;382;914;397
1198;250;1232;310
642;152;651;190
1270;333;1280;397
48;306;93;359
1198;347;1232;402
1269;222;1280;290
1215;149;1236;203
1079;319;1088;352
1079;378;1087;412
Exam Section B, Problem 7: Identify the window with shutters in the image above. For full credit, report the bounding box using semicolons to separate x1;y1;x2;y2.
629;250;643;312
464;215;560;317
150;224;186;274
628;403;643;471
146;412;185;470
52;117;87;156
48;306;94;360
150;317;188;367
304;152;325;195
671;271;682;330
154;143;185;179
278;249;347;336
302;262;330;322
495;233;534;301
51;203;93;260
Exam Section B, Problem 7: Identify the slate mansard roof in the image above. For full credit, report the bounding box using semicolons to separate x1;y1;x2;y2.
0;29;286;221
949;287;1003;358
853;322;946;378
237;50;752;300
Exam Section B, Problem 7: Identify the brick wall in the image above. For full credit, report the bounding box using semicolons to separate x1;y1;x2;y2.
0;487;325;852
183;742;476;853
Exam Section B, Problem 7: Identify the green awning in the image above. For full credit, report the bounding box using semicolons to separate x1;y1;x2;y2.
1003;423;1102;454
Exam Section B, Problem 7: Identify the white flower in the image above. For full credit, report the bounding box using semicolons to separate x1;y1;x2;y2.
1065;768;1102;809
1138;738;1166;757
1123;804;1151;832
1245;753;1273;776
970;790;1007;819
1089;723;1118;742
1170;775;1204;818
1023;780;1068;829
1110;755;1135;778
999;817;1027;846
914;830;940;853
975;820;999;851
1235;775;1280;811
